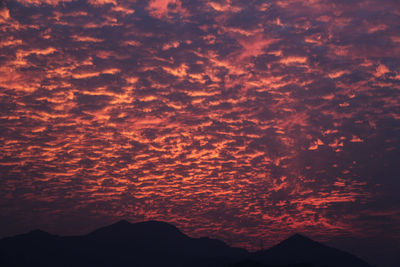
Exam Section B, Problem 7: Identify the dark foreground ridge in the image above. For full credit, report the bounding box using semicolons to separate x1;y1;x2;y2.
0;220;373;267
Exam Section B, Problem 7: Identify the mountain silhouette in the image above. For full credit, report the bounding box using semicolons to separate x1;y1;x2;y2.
87;220;190;243
251;233;373;267
0;221;373;267
0;220;246;267
230;260;314;267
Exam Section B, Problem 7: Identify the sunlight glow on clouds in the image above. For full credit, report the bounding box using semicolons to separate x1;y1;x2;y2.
0;0;399;252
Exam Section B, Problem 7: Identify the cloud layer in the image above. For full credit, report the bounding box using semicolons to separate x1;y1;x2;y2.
0;0;399;263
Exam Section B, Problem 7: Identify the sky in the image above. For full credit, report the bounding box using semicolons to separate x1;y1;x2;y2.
0;0;399;266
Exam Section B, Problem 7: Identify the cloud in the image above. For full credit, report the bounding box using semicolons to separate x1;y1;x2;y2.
0;0;399;259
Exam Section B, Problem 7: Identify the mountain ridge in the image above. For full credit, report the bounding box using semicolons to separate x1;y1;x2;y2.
0;220;374;267
252;232;372;267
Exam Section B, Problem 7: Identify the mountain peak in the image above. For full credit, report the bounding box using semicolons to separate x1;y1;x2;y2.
112;219;131;226
87;219;188;241
26;229;52;237
276;233;322;249
253;233;372;267
287;233;315;242
12;229;55;240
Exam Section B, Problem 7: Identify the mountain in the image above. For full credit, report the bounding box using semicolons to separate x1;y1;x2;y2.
0;220;247;267
251;233;373;267
0;221;373;267
229;259;314;267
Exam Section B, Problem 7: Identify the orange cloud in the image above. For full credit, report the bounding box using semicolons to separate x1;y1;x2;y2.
147;0;188;19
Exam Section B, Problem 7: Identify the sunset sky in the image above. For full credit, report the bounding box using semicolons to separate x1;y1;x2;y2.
0;0;399;266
